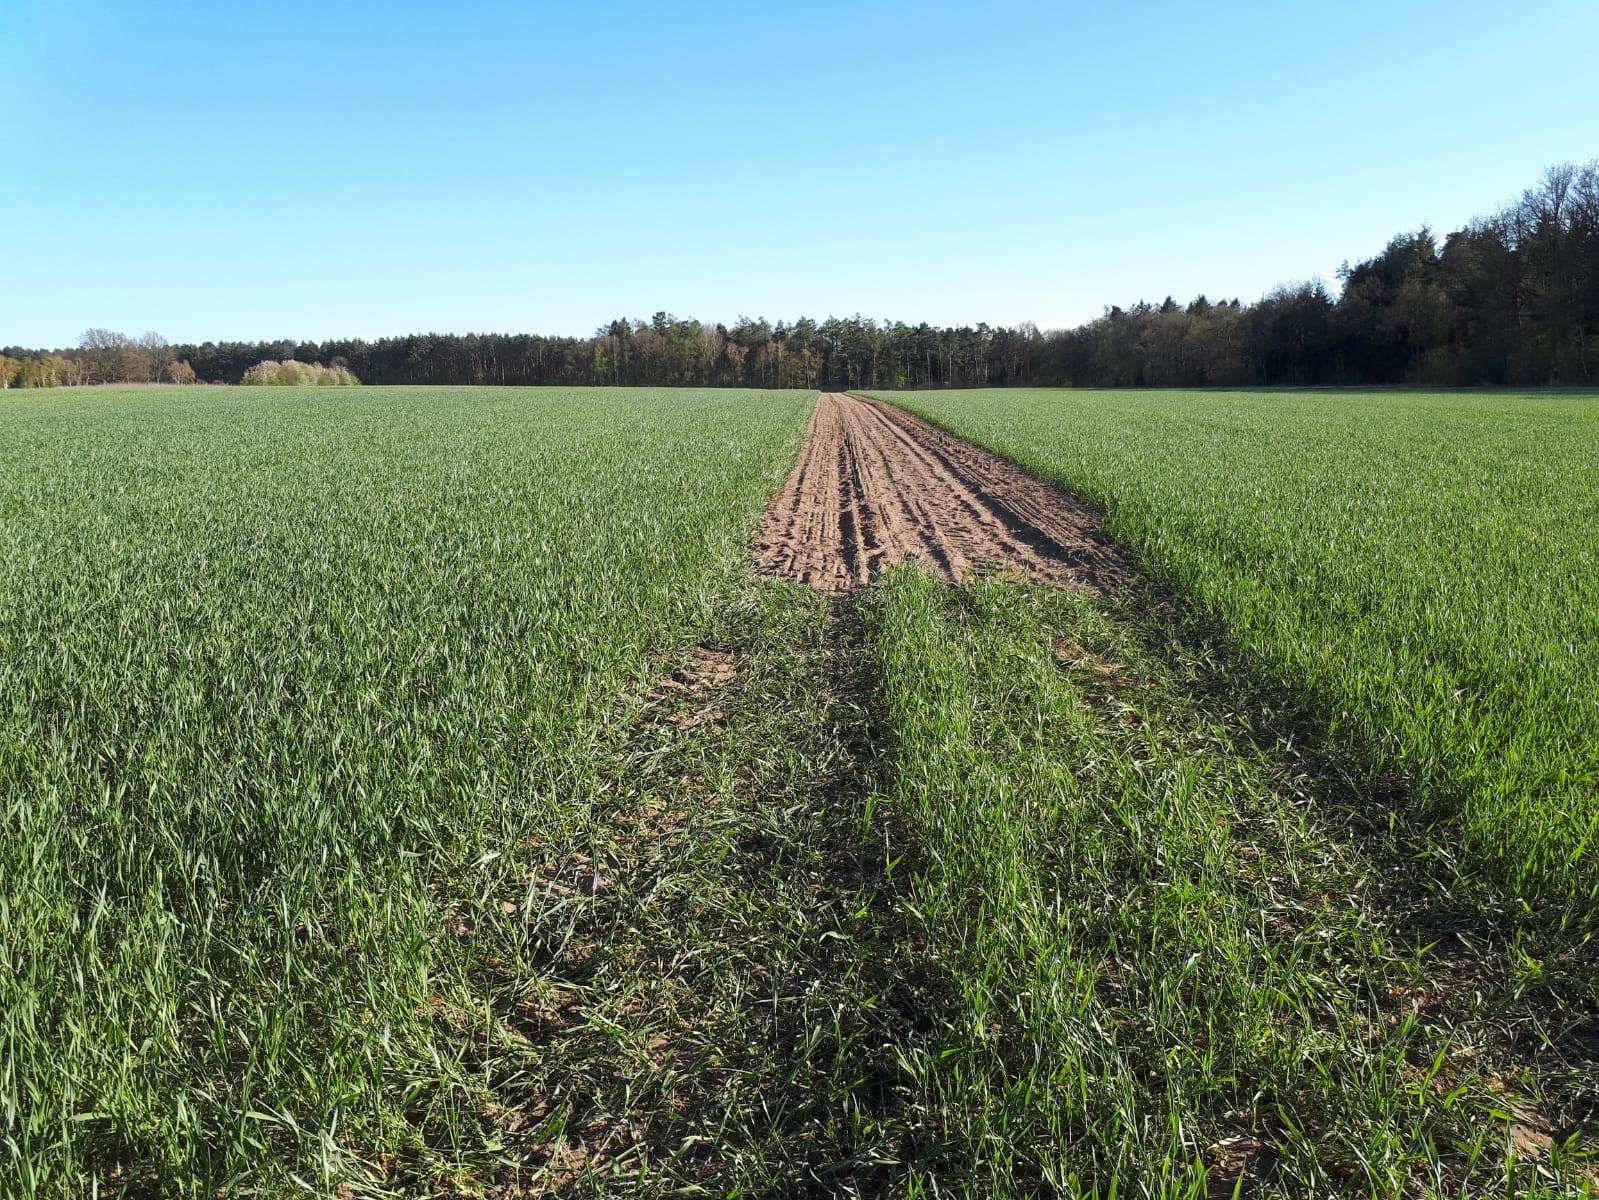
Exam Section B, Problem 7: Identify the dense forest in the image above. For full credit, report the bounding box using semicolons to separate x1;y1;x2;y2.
5;161;1595;391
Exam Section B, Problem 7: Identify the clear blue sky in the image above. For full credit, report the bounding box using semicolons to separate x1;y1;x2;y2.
3;0;1595;347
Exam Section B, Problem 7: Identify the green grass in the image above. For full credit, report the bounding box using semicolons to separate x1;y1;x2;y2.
868;388;1599;913
0;385;812;1194
3;385;1595;1197
861;568;1595;1196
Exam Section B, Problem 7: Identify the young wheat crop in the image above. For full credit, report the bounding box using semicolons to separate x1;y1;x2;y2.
870;388;1599;913
0;385;811;1195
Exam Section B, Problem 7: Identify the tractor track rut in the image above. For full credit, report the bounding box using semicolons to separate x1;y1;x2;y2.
757;392;1130;592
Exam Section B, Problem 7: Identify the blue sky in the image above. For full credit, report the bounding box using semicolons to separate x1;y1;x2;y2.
3;0;1595;346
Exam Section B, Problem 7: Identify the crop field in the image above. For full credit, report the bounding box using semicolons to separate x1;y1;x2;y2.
0;387;813;1194
2;385;1596;1198
868;388;1599;909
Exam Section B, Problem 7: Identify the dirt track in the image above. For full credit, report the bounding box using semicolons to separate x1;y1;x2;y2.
757;392;1130;592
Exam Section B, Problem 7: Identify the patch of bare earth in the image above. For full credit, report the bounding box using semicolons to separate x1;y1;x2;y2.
757;391;1130;592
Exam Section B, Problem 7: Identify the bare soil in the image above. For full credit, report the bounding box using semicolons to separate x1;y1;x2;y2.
757;392;1131;592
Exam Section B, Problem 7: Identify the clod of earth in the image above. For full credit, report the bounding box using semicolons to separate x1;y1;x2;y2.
757;391;1130;592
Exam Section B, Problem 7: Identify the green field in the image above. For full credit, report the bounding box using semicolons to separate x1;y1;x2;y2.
869;388;1599;910
0;387;812;1193
2;386;1595;1197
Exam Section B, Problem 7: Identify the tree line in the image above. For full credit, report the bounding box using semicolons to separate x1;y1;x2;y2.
0;329;195;389
5;160;1595;391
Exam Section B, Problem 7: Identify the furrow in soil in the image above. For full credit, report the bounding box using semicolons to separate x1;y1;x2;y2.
757;392;1130;592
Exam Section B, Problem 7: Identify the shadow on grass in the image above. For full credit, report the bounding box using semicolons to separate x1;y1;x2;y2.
411;584;959;1198
1115;584;1599;1167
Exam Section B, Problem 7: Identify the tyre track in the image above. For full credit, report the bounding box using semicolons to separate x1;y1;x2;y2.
757;392;1130;592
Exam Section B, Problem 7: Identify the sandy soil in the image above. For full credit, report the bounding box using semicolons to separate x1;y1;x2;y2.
757;392;1130;592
